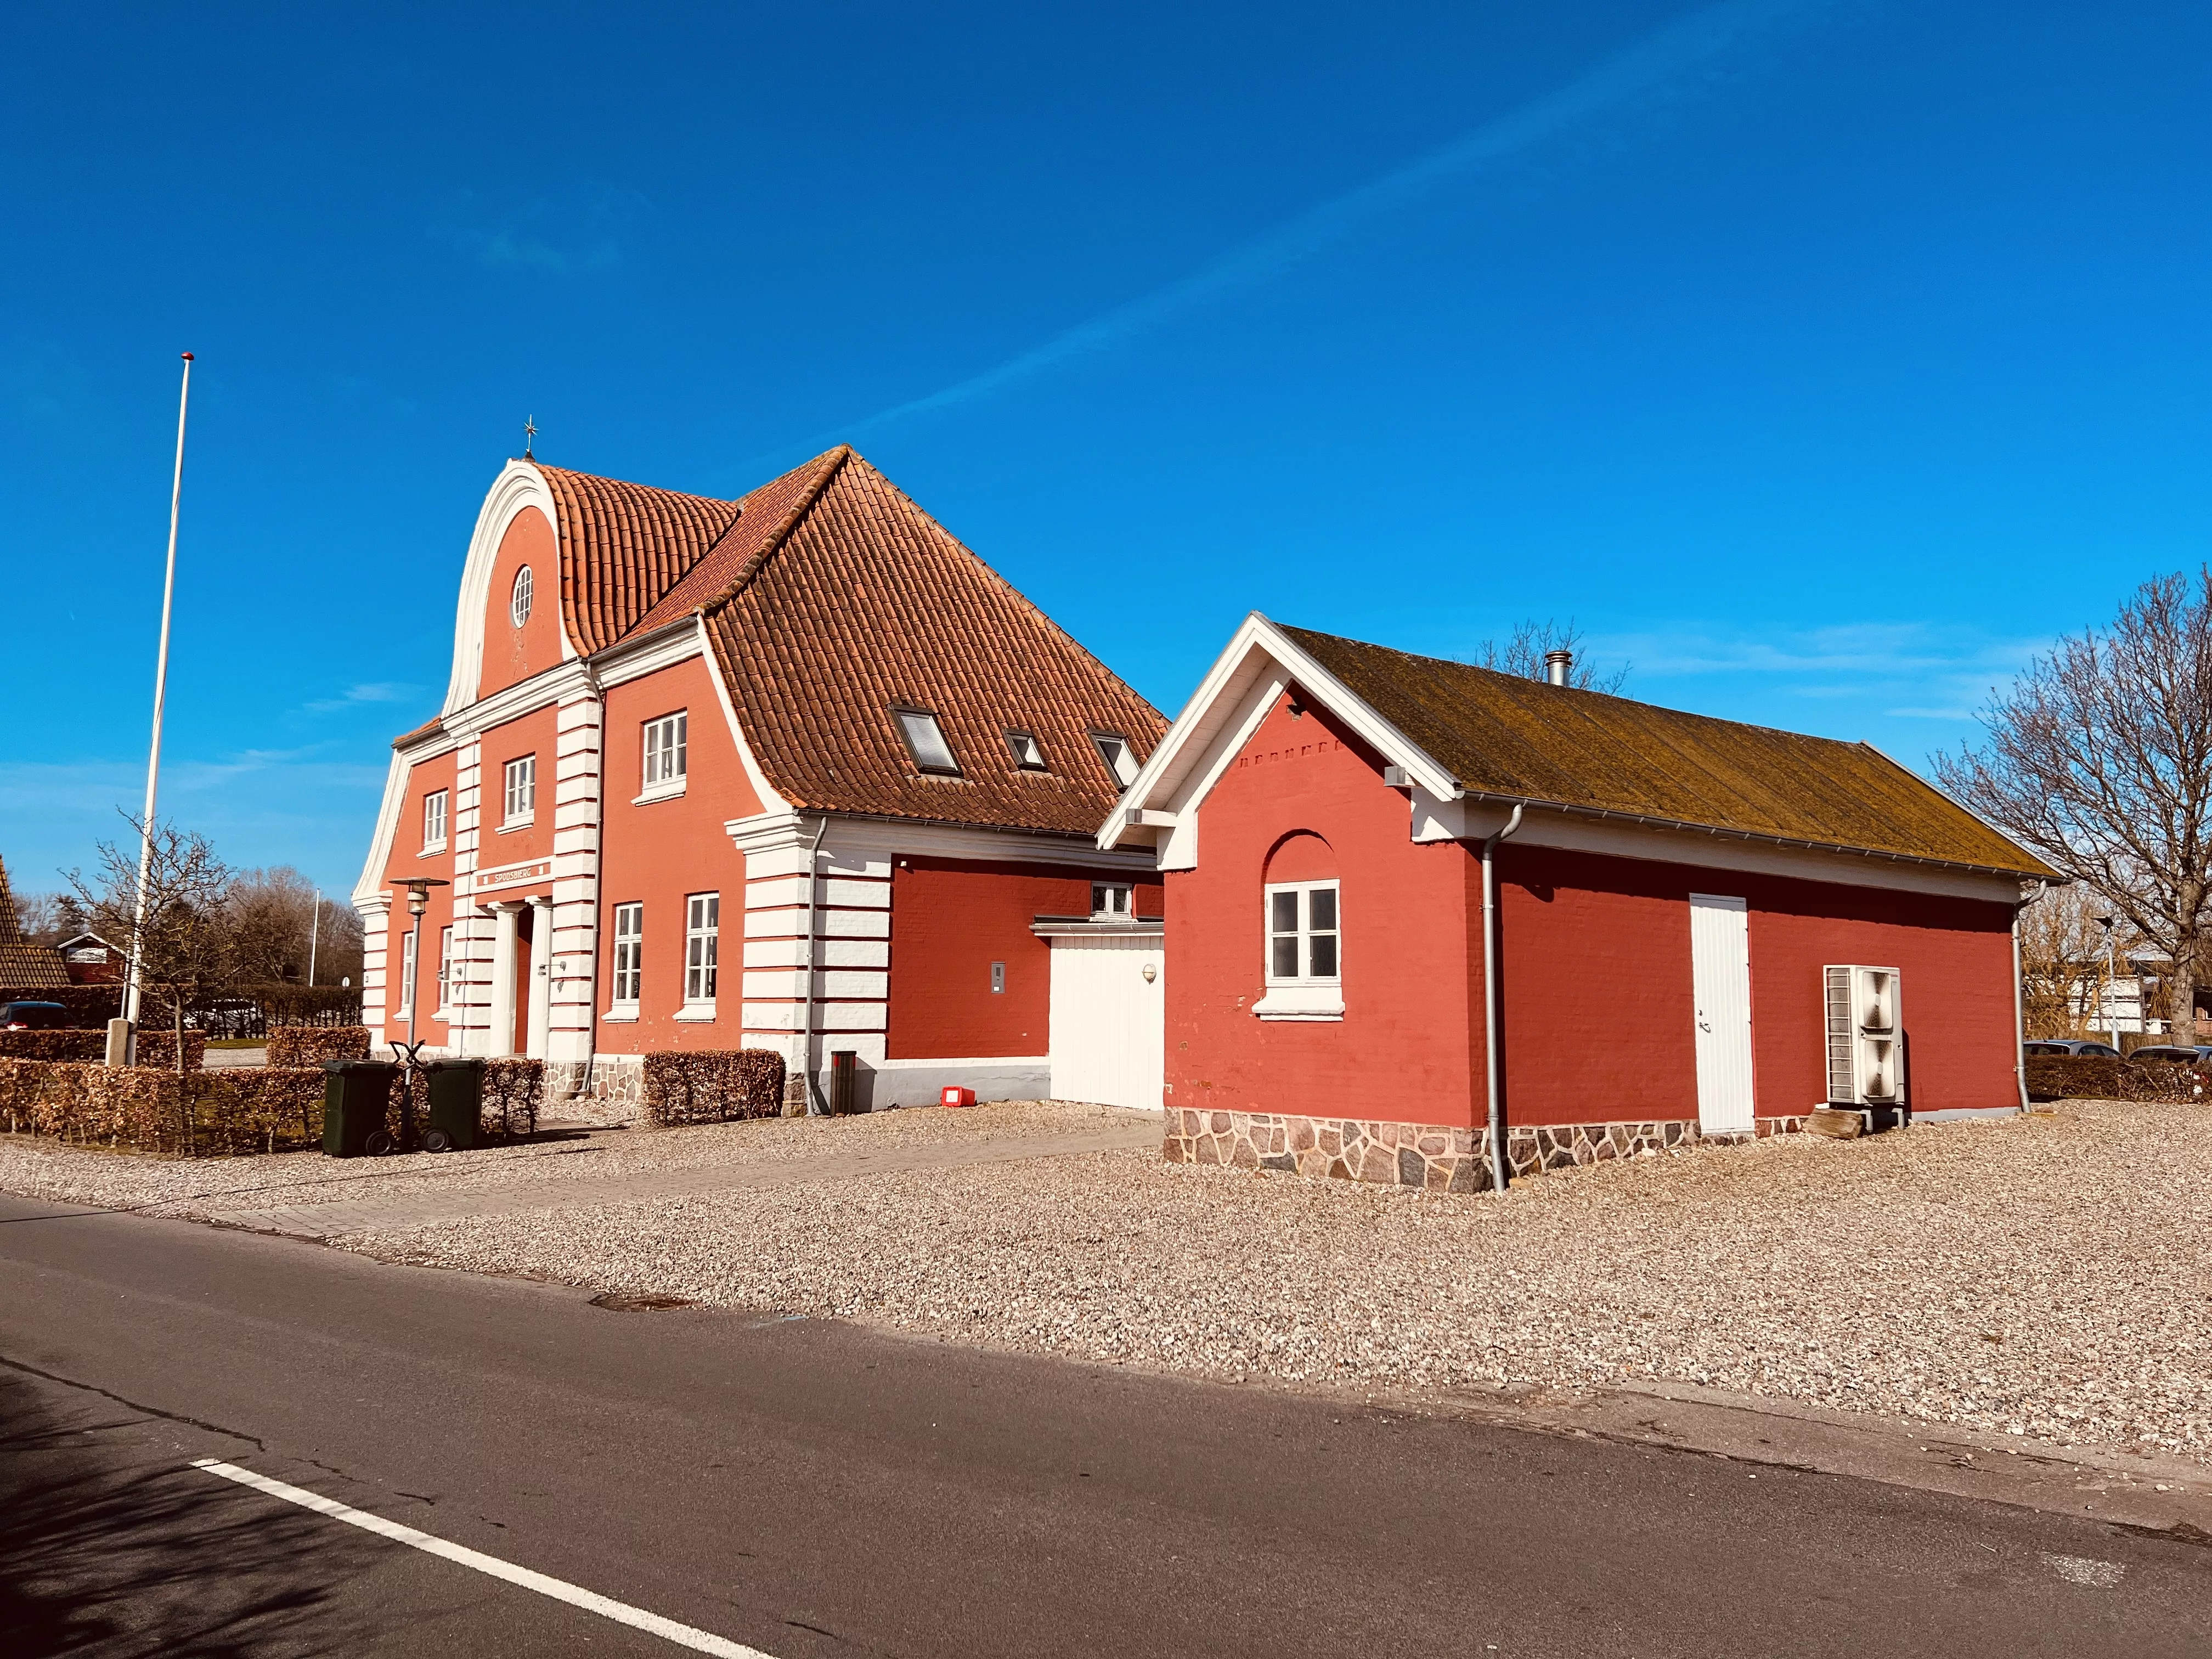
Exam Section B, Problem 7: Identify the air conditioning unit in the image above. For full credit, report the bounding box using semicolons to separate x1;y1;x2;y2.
1824;965;1903;1107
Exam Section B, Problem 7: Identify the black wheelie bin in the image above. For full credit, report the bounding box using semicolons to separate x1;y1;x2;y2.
424;1058;488;1152
322;1060;397;1157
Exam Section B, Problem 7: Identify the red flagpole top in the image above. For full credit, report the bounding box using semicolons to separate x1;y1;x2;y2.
181;352;194;361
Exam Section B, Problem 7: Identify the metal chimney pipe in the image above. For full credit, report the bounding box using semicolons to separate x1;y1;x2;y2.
1544;648;1572;687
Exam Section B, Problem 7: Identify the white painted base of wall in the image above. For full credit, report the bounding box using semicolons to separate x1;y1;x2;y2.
819;1055;1051;1111
1911;1104;2025;1122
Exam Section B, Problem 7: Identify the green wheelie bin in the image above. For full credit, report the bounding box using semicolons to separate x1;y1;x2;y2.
424;1058;488;1152
322;1060;397;1158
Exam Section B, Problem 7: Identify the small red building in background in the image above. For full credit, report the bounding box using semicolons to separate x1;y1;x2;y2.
1099;616;2057;1189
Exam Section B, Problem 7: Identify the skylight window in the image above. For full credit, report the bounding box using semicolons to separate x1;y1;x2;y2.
893;708;961;776
1005;730;1048;771
1091;732;1139;788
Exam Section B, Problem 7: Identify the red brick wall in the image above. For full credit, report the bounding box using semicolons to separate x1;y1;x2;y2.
596;658;764;1052
888;857;1163;1059
1167;691;1482;1128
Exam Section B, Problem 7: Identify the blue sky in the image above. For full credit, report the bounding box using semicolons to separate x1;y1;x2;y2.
3;1;2207;901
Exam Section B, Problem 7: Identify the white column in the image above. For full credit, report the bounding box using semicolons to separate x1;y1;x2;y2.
488;903;521;1057
526;895;554;1061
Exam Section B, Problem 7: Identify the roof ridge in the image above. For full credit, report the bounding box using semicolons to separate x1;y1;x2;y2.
692;445;853;619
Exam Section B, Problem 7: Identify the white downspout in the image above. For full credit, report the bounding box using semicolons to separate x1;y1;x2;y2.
799;816;830;1113
1480;803;1526;1193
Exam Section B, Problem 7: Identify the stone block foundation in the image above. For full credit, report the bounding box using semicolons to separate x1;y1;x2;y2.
1163;1107;1807;1192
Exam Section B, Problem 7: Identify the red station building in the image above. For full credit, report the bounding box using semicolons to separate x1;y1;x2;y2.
355;447;1166;1115
1098;615;2058;1189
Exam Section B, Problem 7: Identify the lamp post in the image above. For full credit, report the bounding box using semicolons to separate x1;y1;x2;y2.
2096;915;2122;1051
393;878;449;1148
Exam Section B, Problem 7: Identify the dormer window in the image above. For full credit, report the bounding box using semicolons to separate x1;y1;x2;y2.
1091;731;1139;788
893;708;961;776
1005;730;1048;771
510;566;533;627
1092;883;1133;918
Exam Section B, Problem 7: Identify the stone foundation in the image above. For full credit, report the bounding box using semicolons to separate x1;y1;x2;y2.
1162;1107;1807;1192
548;1054;645;1127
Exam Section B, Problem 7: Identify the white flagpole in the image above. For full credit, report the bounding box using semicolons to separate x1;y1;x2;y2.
308;889;320;987
122;352;193;1061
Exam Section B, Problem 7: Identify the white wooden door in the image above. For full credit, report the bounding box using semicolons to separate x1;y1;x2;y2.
1689;894;1756;1133
1048;934;1165;1109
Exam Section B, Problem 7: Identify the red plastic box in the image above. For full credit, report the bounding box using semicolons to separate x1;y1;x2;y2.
939;1085;977;1108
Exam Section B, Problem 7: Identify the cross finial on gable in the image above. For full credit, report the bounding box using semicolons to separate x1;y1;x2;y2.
524;416;537;461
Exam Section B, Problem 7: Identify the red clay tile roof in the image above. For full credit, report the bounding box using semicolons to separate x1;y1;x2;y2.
697;452;1166;835
391;716;443;751
629;448;849;635
0;855;67;988
1283;627;2057;878
535;465;741;656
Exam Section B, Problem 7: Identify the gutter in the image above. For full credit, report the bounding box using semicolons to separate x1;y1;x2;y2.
1480;803;1525;1193
1447;787;2051;884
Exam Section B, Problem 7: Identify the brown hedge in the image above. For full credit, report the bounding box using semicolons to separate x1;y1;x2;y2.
267;1026;371;1066
0;1030;207;1068
2022;1054;2208;1104
478;1058;544;1139
0;1059;326;1155
0;985;123;1025
642;1049;786;1126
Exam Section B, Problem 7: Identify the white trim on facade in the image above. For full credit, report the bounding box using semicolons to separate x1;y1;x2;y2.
443;462;566;715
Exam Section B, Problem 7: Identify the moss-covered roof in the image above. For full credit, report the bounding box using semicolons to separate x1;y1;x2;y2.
1283;627;2055;879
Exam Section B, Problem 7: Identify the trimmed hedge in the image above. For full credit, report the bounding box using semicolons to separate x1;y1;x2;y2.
267;1025;371;1066
480;1058;544;1139
0;1059;326;1155
0;1029;207;1069
2023;1054;2208;1104
642;1049;786;1126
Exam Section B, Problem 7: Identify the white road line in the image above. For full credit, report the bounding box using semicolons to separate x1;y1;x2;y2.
190;1458;778;1658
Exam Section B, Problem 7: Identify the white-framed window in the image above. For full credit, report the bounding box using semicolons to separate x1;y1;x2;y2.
1254;880;1343;1020
503;754;536;826
436;926;454;1015
611;902;643;1007
397;930;417;1018
1092;882;1133;918
893;707;961;776
1091;731;1139;787
511;565;533;627
641;711;688;796
1005;729;1047;771
422;789;448;851
684;893;719;1005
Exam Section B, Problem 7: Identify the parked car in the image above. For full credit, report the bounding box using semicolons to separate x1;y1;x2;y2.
2022;1039;2121;1057
2127;1044;2212;1065
0;1001;74;1031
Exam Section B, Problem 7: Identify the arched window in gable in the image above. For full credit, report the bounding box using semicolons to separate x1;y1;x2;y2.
1255;832;1343;1021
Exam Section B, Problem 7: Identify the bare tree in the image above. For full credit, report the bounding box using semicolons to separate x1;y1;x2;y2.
66;817;234;1139
2015;883;2145;1039
1466;618;1629;694
11;890;66;945
1936;569;2212;1044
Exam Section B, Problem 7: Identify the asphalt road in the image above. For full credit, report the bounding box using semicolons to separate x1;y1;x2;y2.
1;1193;2205;1658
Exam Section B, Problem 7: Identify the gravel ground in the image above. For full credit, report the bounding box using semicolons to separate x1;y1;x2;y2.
7;1098;2208;1468
348;1099;2212;1467
0;1101;1142;1217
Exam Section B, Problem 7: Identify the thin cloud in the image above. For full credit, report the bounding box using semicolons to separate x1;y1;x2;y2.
1888;705;1977;720
828;0;1821;443
304;682;417;714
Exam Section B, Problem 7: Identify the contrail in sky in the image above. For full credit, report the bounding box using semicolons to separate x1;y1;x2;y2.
825;0;1821;443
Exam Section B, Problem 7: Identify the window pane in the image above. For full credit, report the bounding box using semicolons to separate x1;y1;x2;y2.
1309;887;1337;932
1310;934;1339;978
1271;891;1298;933
896;710;958;772
1271;936;1299;978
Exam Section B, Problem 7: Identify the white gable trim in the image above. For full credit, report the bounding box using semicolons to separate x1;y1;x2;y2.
1098;612;1459;864
443;462;567;716
352;751;413;907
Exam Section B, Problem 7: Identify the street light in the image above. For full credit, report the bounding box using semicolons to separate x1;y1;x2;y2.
2096;915;2122;1051
393;878;450;1054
